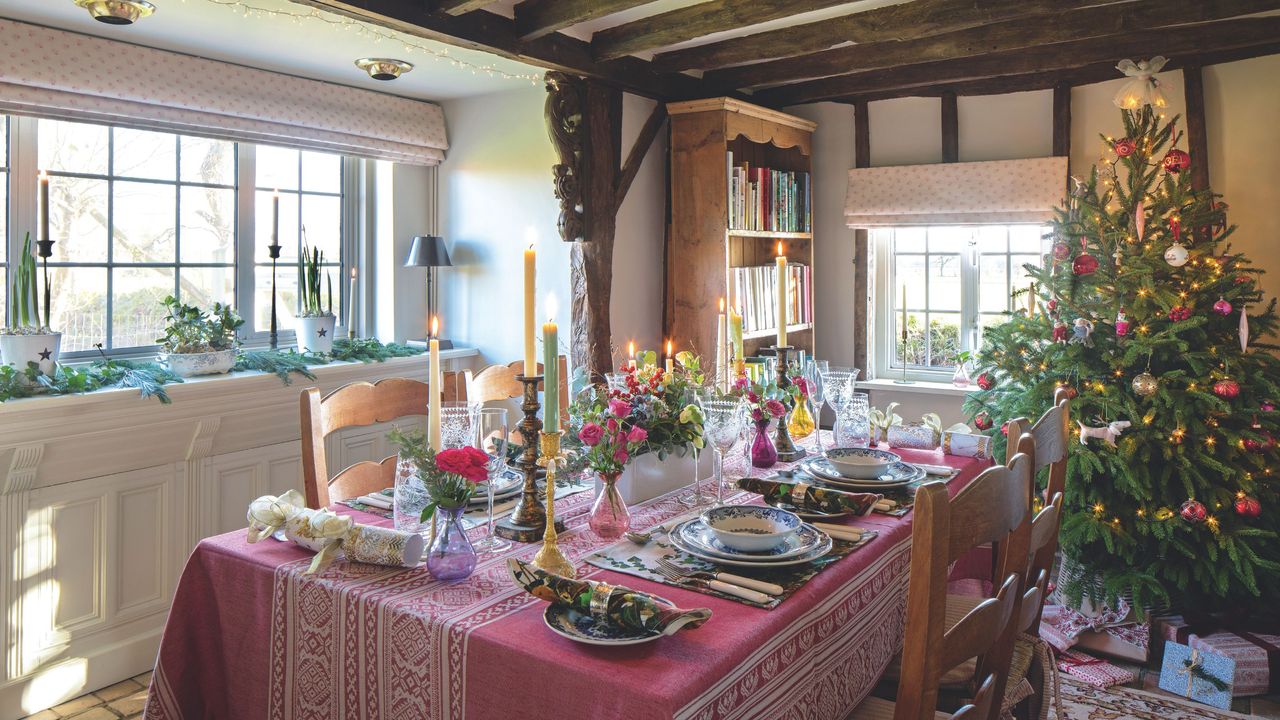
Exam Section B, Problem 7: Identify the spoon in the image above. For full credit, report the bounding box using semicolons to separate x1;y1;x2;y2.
626;523;670;545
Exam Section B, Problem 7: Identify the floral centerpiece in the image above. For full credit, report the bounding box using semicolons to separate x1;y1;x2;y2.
725;375;789;468
576;396;651;539
157;296;244;377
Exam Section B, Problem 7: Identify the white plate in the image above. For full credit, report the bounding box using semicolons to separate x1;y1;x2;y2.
543;597;669;646
675;519;825;561
800;458;922;488
668;520;833;568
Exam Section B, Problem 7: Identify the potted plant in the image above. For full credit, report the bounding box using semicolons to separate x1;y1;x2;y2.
157;296;244;377
1;234;61;376
295;242;336;354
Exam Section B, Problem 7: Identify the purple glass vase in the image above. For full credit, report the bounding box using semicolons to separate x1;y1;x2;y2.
588;471;631;540
750;418;779;468
425;505;477;582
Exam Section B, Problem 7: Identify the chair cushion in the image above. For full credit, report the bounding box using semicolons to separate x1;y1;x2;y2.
847;696;951;720
882;593;985;688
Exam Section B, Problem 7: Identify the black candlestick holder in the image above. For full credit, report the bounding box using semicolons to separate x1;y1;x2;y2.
267;240;282;351
771;345;808;463
36;239;53;328
494;374;565;542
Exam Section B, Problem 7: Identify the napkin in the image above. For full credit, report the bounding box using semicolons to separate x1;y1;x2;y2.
508;559;711;636
738;477;880;516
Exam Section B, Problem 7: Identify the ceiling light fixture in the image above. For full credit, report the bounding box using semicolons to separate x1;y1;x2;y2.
74;0;156;25
355;58;414;81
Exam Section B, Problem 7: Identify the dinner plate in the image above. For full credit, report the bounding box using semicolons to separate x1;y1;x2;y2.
468;468;524;504
668;519;833;568
543;595;673;646
800;457;923;488
675;518;825;561
761;495;856;521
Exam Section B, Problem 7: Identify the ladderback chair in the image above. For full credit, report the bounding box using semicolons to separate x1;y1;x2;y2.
300;373;466;508
464;356;570;423
1005;388;1071;501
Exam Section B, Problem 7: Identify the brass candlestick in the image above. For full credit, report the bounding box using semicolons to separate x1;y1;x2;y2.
532;430;575;577
771;345;807;462
494;374;564;542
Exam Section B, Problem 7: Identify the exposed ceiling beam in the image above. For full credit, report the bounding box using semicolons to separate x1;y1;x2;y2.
755;16;1280;105
435;0;496;15
590;0;855;62
710;0;1280;90
652;0;1104;73
288;0;710;100
514;0;655;41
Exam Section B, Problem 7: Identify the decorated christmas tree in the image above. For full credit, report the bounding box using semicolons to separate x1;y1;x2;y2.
965;63;1280;615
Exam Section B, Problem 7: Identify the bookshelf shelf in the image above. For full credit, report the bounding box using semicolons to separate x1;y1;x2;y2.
664;97;817;361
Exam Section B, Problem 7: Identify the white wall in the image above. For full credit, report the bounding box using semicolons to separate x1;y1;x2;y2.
372;162;434;344
436;85;667;371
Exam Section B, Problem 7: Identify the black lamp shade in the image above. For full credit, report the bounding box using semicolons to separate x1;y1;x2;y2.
405;235;452;268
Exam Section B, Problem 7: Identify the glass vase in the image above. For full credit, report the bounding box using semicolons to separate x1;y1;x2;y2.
951;362;972;388
425;505;477;582
750;418;779;468
787;397;816;440
588;471;630;540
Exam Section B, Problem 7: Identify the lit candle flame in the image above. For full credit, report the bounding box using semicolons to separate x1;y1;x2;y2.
430;316;439;338
350;267;357;278
776;241;784;257
524;226;538;247
718;297;725;312
546;293;557;320
666;339;673;357
628;340;635;357
39;170;48;182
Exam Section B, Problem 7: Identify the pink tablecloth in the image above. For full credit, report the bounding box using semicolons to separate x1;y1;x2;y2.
144;445;988;720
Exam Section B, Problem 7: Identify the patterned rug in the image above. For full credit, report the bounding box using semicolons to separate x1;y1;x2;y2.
1058;674;1253;719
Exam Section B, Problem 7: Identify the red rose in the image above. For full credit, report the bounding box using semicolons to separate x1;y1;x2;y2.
578;422;605;447
765;399;787;418
435;447;489;483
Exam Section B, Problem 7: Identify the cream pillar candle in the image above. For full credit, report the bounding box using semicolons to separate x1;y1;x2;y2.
627;340;636;370
347;267;357;332
775;242;788;347
523;236;537;377
665;339;674;375
730;307;744;361
39;171;49;244
716;298;726;391
428;316;442;451
543;295;559;433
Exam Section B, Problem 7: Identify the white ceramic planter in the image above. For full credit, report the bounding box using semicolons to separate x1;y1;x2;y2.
163;348;237;378
602;448;715;506
0;331;61;376
295;315;337;354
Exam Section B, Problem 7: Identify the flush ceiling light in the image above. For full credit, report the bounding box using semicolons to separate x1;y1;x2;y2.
74;0;156;25
356;58;414;81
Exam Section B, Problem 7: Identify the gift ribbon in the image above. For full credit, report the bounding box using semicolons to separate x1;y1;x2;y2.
246;489;307;543
1171;613;1280;692
790;481;810;507
869;403;901;436
1178;648;1230;697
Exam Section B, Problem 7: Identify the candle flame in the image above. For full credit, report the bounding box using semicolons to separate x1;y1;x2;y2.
776;241;784;257
430;316;439;338
719;297;725;312
546;293;558;319
666;339;673;357
350;267;357;278
628;340;635;356
524;226;538;247
39;170;48;182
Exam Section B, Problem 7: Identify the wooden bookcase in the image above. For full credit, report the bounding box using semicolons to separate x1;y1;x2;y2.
664;97;817;360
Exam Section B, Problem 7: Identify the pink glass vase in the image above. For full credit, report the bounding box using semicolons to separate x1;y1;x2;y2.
588;471;631;540
750;419;779;468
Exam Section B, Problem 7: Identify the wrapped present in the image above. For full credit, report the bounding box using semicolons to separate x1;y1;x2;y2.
247;489;424;574
508;558;710;636
1074;622;1149;663
887;420;940;449
738;477;880;516
1154;614;1192;643
869;402;901;444
1189;630;1280;696
1056;649;1136;689
942;430;994;459
1159;641;1235;710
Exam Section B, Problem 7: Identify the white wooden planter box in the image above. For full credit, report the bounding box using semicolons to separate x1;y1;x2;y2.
598;448;714;506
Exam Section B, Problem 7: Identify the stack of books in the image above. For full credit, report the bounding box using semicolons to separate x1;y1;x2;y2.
730;263;813;335
727;152;811;233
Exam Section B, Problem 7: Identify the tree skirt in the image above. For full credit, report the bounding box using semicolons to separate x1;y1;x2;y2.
1057;674;1252;720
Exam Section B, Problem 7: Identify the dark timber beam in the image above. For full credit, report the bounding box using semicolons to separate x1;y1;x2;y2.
615;104;667;209
709;0;1280;90
653;0;1104;73
941;92;958;163
1183;64;1211;193
515;0;653;41
1052;83;1071;159
290;0;711;100
435;0;495;15
852;99;870;376
754;16;1280;106
591;0;854;61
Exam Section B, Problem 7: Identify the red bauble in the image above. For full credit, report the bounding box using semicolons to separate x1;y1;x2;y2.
1073;253;1100;276
1168;305;1192;322
1235;496;1262;518
1212;378;1240;399
1051;241;1072;261
1114;137;1136;157
1244;438;1262;453
1213;297;1233;316
1047;299;1059;312
1262;401;1277;412
1180;499;1208;523
977;373;995;391
974;412;993;431
1000;421;1009;437
1163;148;1191;173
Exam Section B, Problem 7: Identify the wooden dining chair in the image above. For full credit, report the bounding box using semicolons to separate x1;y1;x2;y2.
299;373;466;508
1005;387;1071;502
851;463;1029;720
464;356;570;423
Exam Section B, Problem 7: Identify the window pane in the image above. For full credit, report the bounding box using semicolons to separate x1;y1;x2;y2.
301;151;341;193
900;311;926;366
894;227;925;253
976;226;1007;253
180;187;235;264
50;176;109;262
979;255;1009;313
927;313;961;367
1009;225;1044;253
256;145;299;191
0;268;6;327
301;195;341;260
928;226;968;253
181;266;235;308
181;136;234;185
256;191;299;262
255;266;298;332
39;120;109;175
113;127;177;181
896;255;926;309
927;254;962;311
112;267;173;348
49;267;108;353
1012;254;1040;284
114;181;176;263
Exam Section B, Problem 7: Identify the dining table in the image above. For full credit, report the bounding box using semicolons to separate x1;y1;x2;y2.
143;436;991;720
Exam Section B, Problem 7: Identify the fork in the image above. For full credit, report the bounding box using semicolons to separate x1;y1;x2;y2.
656;557;785;596
653;558;774;604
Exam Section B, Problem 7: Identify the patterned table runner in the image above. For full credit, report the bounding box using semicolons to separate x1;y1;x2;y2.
338;475;594;530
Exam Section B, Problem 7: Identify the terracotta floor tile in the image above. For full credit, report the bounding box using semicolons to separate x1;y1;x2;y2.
49;696;98;717
64;708;117;720
130;671;153;687
107;690;147;717
93;679;141;702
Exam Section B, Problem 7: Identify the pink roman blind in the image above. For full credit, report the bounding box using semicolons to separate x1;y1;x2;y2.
0;19;448;165
844;156;1068;227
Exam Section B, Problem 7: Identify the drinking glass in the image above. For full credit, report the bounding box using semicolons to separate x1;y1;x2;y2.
472;407;511;554
701;398;747;505
678;393;716;507
393;457;430;535
440;400;481;449
834;392;872;448
804;359;828;451
821;366;861;411
605;372;630;394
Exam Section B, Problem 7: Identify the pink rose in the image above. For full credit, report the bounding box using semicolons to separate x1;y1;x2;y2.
435;447;489;483
608;398;632;418
578;422;605;447
733;377;749;391
606;418;619;433
751;408;764;422
627;426;648;443
613;447;629;464
793;377;809;396
766;399;786;418
747;391;760;404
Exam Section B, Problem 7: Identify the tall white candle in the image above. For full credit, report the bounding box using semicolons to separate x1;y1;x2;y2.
716;298;726;391
776;242;788;347
524;230;537;377
428;316;442;451
627;340;636;370
665;339;674;376
901;285;908;361
543;295;559;433
347;268;357;332
39;171;49;244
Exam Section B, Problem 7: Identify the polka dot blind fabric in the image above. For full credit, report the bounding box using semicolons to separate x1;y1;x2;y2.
844;156;1068;227
0;19;448;166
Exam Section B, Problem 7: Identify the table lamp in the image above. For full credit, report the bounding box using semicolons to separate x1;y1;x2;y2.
405;235;453;348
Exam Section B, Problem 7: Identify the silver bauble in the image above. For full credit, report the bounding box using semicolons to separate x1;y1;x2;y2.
1164;241;1189;267
1132;371;1158;397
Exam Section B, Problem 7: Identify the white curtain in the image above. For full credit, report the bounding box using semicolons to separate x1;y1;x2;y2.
0;19;448;165
845;156;1068;227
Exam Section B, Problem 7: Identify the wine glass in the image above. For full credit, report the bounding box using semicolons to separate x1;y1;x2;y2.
472;407;511;554
678;394;715;507
804;359;828;451
701;397;747;505
440;400;481;449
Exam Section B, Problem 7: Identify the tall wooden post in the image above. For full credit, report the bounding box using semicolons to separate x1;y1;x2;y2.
853;99;871;375
941;91;959;163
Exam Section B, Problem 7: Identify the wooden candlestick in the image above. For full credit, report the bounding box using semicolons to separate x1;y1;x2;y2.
494;374;565;542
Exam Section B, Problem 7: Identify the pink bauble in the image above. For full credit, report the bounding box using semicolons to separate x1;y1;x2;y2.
1180;499;1207;523
1213;297;1233;316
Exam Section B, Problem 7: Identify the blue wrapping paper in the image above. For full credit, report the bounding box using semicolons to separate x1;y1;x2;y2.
1158;640;1235;710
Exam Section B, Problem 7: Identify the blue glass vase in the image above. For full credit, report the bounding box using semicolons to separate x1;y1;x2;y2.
425;505;477;582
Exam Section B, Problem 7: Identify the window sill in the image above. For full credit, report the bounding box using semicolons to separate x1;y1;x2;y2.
858;378;977;398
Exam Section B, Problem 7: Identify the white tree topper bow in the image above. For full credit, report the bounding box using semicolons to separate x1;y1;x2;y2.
1114;56;1169;110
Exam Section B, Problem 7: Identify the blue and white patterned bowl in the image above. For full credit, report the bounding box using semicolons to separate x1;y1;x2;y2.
699;505;801;552
824;447;901;479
